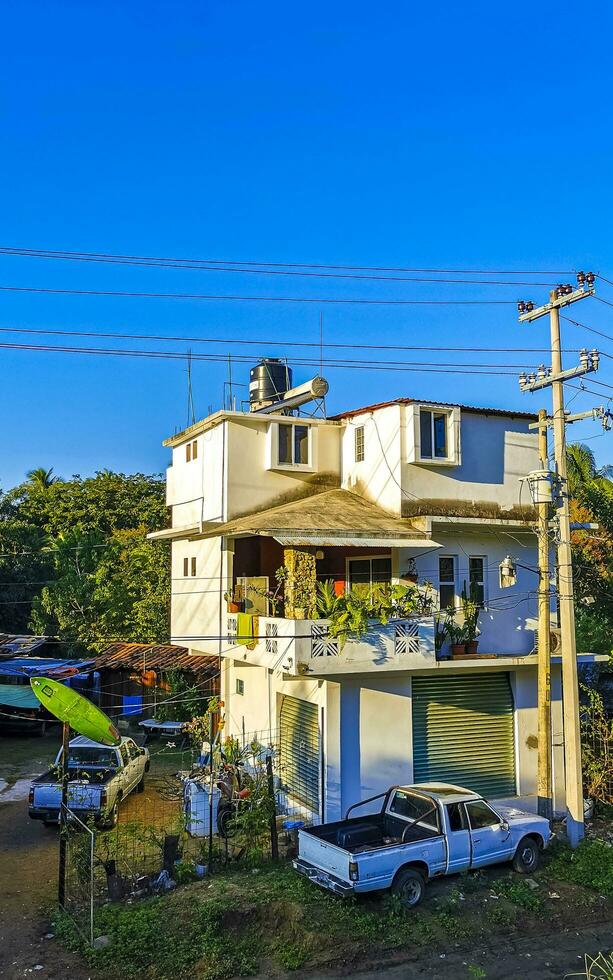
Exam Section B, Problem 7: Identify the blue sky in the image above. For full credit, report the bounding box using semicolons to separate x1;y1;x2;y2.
1;0;613;488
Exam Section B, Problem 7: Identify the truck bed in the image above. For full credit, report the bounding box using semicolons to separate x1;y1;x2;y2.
33;768;115;786
305;813;440;851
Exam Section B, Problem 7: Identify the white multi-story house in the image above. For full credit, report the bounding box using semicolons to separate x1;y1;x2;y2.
151;368;601;821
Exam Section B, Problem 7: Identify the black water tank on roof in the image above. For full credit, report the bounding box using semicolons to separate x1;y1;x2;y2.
249;358;293;408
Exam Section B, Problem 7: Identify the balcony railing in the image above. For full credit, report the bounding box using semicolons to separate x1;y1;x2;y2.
224;614;436;675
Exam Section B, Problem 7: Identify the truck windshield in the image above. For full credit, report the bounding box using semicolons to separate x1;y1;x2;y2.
65;748;120;767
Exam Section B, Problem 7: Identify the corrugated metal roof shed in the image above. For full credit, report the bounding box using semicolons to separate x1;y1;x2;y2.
0;635;52;657
95;643;218;675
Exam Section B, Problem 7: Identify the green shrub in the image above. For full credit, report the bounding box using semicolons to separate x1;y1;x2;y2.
548;839;613;897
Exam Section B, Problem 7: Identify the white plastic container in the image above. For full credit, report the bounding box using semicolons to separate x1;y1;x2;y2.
183;778;220;837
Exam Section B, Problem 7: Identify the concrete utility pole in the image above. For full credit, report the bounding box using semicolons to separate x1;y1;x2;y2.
518;274;599;847
536;408;552;823
548;294;583;845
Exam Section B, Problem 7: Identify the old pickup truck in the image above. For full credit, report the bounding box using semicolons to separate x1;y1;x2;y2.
294;783;552;908
28;735;150;829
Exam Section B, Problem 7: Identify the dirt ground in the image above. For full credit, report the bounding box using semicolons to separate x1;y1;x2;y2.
1;730;613;980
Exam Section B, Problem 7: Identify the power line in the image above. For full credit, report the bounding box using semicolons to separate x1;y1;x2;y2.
0;245;575;279
561;313;613;344
0;253;560;286
0;340;523;376
0;323;578;356
0;284;518;306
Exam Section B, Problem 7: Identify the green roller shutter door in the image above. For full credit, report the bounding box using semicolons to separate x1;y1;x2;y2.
412;673;516;798
279;696;321;813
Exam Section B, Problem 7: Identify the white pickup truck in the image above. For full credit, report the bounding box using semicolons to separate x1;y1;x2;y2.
294;783;552;908
28;735;150;829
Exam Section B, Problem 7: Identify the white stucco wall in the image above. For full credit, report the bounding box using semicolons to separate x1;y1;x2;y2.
341;404;403;514
400;407;539;512
405;527;540;656
221;662;565;824
170;536;230;656
224;416;341;519
167;423;227;525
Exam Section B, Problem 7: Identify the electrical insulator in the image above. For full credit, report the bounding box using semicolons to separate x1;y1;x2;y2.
517;300;526;314
518;372;527;389
537;364;547;379
586;272;596;287
590;349;600;370
526;301;534;312
579;348;590;370
577;271;586;286
528;373;536;385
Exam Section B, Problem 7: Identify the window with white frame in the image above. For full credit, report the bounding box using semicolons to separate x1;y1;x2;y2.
438;555;457;610
354;425;365;463
469;556;486;607
278;423;309;466
420;408;449;460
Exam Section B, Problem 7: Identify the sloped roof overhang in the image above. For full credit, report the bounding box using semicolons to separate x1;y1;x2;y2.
187;488;441;550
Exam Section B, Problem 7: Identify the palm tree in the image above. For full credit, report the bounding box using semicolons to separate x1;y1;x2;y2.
26;467;59;491
566;443;613;498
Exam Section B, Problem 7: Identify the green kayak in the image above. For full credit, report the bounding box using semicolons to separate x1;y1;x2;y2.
30;676;121;746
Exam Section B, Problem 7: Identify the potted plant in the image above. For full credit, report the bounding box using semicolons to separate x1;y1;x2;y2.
443;615;468;658
223;591;240;614
403;558;419;584
461;583;481;655
434;613;450;660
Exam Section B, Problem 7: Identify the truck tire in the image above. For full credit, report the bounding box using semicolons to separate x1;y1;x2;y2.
98;801;119;831
512;836;540;874
217;801;235;838
392;868;426;909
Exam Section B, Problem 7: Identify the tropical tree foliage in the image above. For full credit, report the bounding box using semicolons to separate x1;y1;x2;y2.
568;444;613;657
0;470;169;652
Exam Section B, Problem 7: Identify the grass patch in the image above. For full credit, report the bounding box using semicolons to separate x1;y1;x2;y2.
548;839;613;897
491;877;544;913
54;850;613;978
433;909;474;940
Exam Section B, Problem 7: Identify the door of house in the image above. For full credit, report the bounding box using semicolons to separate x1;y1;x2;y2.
411;673;516;798
279;696;321;815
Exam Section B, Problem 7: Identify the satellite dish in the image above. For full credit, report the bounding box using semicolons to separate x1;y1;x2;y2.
30;677;121;746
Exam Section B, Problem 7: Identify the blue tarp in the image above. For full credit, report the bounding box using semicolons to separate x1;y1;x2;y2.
0;657;95;678
0;684;41;709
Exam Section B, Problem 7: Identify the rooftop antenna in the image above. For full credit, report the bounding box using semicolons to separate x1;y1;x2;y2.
186;350;196;427
227;353;234;411
319;312;327;418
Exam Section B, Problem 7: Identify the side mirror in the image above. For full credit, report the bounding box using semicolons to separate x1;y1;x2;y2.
501;819;510;832
139;747;147;756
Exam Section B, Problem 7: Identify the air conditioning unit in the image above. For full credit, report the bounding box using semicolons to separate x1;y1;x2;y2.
532;628;562;654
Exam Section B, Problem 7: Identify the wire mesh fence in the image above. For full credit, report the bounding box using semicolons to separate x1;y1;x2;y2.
62;805;95;946
63;726;317;942
581;689;613;806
